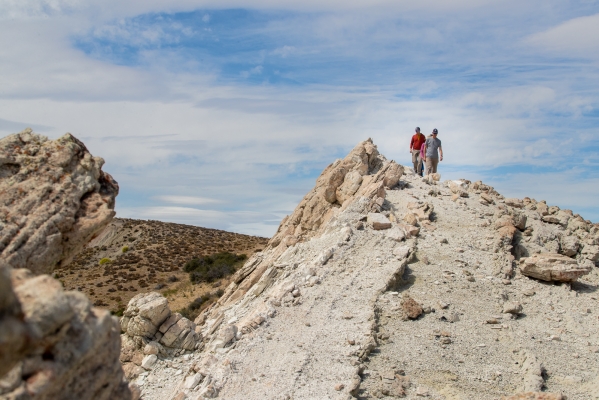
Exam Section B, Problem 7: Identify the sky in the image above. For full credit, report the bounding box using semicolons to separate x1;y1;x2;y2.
1;0;598;237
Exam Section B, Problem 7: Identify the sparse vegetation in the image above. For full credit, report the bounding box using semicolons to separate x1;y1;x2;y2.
184;252;247;284
122;246;129;253
111;305;125;317
162;288;179;297
54;218;267;314
178;291;224;320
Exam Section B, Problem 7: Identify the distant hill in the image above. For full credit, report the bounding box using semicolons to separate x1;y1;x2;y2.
54;218;269;315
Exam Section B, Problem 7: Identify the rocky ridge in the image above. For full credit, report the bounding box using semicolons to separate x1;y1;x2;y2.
132;139;599;400
0;130;130;400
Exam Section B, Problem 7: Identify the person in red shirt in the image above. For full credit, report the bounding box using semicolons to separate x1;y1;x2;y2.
409;127;426;175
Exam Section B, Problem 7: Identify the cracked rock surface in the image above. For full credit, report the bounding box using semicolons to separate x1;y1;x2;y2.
0;130;129;400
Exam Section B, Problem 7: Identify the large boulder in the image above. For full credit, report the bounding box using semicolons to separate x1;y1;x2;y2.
0;269;130;400
519;253;591;282
120;293;201;365
0;130;128;399
0;129;119;274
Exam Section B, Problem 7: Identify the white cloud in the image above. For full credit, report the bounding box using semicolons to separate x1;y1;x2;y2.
525;13;599;59
154;195;222;205
1;0;598;237
240;65;263;78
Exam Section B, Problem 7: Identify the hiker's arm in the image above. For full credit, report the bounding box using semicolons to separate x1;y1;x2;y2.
440;147;443;161
409;137;414;152
422;144;427;161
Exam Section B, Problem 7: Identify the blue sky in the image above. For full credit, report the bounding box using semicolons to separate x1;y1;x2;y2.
1;0;598;236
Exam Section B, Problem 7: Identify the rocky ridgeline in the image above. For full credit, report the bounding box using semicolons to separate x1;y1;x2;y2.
0;130;131;399
133;139;598;400
2;133;598;400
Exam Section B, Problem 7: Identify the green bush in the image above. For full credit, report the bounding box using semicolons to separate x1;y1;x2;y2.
111;306;125;317
184;252;247;284
122;246;129;253
99;258;111;265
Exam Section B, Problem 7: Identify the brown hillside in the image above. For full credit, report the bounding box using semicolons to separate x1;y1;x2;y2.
54;218;269;314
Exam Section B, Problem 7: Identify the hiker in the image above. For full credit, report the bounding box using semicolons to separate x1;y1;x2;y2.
409;127;426;175
419;136;428;176
422;128;443;175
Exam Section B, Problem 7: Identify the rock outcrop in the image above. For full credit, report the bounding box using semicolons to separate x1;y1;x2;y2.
133;139;599;400
0;269;130;399
0;129;119;274
120;293;202;379
0;130;129;399
519;253;591;282
211;139;403;309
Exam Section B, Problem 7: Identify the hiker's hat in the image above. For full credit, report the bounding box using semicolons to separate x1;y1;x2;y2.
415;127;420;132
432;129;438;134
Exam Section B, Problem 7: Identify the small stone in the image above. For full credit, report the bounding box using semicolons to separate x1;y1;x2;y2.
548;335;561;341
415;386;430;397
456;248;464;253
440;337;452;344
141;354;158;370
502;279;511;285
523;289;536;296
448;312;460;323
402;295;423;319
367;213;392;230
466;276;475;282
438;301;449;309
503;302;522;315
335;384;345;391
183;373;204;389
347;339;355;345
486;318;499;324
440;238;448;244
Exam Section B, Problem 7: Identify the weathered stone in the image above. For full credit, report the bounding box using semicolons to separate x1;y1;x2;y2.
505;198;524;208
183;373;204;389
519;253;591;282
123;292;171;338
403;213;419;226
0;267;29;379
336;170;363;205
382;163;404;189
560;236;579;257
393;246;411;260
0;130;119;274
13;273;74;338
480;192;494;204
4;270;130;399
581;244;599;264
503;302;523;314
542;215;561;224
368;213;392;230
402;295;423;319
141;354;158;370
386;227;406;242
217;325;238;346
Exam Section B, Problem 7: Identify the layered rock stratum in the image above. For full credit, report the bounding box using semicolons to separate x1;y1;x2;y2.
130;139;599;399
0;130;130;400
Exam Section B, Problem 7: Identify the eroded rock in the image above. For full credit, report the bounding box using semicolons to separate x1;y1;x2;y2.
519;253;591;282
0;129;119;274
